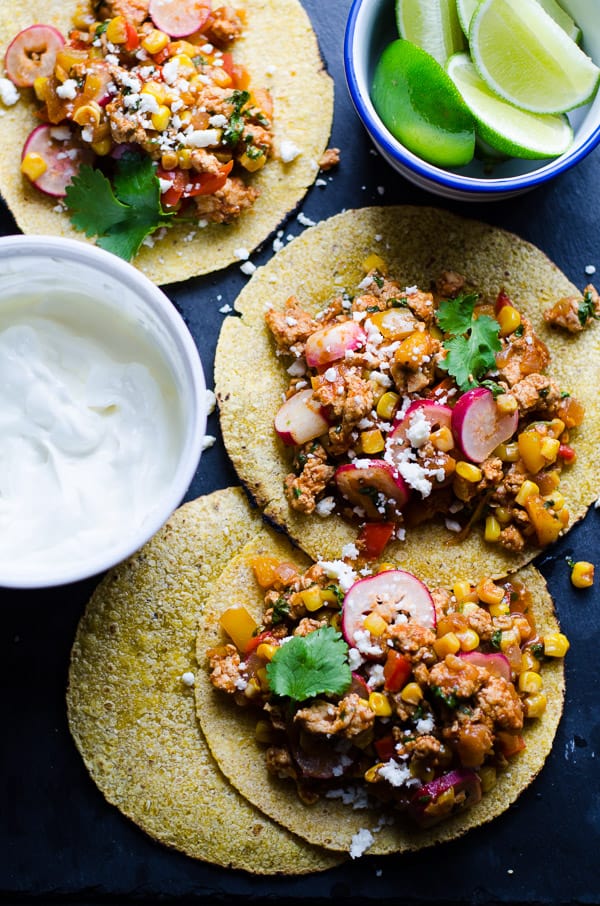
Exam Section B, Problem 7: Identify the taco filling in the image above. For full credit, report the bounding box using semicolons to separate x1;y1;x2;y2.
6;0;277;255
206;553;569;836
267;264;593;560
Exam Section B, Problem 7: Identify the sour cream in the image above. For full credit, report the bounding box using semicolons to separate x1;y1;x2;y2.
0;292;184;574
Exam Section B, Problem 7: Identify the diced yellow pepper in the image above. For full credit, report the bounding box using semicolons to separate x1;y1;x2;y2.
518;431;545;475
521;649;540;673
251;555;281;588
495;442;520;463
570;561;594;589
300;586;324;612
33;76;49;101
21;153;47;181
369;308;416;340
515;479;540;506
362;253;386;273
540;436;560;464
219;604;258;652
524;494;564;546
544;632;570;657
106;15;128;44
364;611;387;636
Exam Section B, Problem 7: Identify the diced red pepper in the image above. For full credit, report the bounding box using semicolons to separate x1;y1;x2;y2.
383;649;412;692
357;522;395;560
374;734;396;762
124;21;140;51
495;289;512;313
245;629;275;655
496;731;526;758
558;443;576;463
157;160;234;208
221;52;250;89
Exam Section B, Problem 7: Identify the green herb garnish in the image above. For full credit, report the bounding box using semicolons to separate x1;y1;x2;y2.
223;89;250;146
491;629;503;650
431;685;458;709
65;154;174;261
266;626;351;702
271;596;291;625
578;289;600;327
436;293;502;392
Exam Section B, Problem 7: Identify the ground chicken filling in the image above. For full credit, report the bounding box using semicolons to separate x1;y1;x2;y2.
18;0;276;222
208;556;569;829
267;264;596;559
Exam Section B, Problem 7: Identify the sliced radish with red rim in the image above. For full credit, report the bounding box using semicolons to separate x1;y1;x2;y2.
335;460;410;520
451;387;518;464
149;0;212;38
5;24;64;88
274;388;329;446
407;769;482;827
458;651;511;682
389;399;453;450
304;320;366;369
21;125;94;197
342;569;436;649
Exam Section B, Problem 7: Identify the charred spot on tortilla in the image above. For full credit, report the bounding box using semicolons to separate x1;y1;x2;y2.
0;0;334;283
215;206;600;588
196;522;567;857
66;487;343;874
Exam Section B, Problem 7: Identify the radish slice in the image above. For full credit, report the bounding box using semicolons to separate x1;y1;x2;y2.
335;460;410;520
4;24;64;88
149;0;212;37
21;125;93;198
342;569;436;649
451;387;518;463
389;400;453;448
304;320;366;368
350;672;371;699
407;769;482;828
458;651;512;682
274;388;329;446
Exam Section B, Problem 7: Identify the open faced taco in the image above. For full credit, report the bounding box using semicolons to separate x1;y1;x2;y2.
66;487;343;874
0;0;334;283
215;206;600;587
196;524;568;857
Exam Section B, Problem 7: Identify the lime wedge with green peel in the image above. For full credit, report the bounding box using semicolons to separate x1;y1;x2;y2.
536;0;581;44
371;39;475;167
469;0;600;113
456;0;480;36
446;52;573;159
395;0;465;66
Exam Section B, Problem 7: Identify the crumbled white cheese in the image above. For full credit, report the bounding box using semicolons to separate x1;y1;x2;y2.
315;496;336;517
297;211;316;227
235;246;250;260
324;367;337;382
205;389;217;415
219;303;233;313
279;138;302;162
56;79;78;100
209;113;228;127
318;558;357;591
180;671;195;687
585;264;596;275
184;128;221;147
378;758;413;787
49;126;72;141
0;78;19;106
349;828;375;859
158;177;173;194
342;542;360;560
415;715;435;735
201;434;216;451
240;261;256;276
366;663;385;688
287;359;306;377
445;518;462;533
405;407;431;448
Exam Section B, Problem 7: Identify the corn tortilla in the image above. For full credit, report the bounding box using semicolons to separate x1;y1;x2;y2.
195;524;566;855
67;487;342;874
215;205;600;587
0;0;333;284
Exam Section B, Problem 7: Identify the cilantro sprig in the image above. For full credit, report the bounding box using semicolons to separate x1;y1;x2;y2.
266;626;351;702
64;153;174;261
436;293;502;392
578;288;600;327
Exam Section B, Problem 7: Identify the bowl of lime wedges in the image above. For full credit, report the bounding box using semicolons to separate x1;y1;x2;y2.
344;0;600;200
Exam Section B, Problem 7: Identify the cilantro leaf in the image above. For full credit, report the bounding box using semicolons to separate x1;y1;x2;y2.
64;154;174;262
578;288;600;327
266;626;351;702
437;294;501;392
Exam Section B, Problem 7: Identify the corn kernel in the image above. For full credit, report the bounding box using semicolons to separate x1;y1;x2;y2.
521;649;540;673
360;428;385;455
244;677;261;699
430;425;454;452
141;80;167;104
461;601;480;616
559;507;570;526
177;148;193;168
255;719;274;744
170;52;196;75
519;670;543;694
429;324;443;341
433;632;461;657
151;104;171;132
256;666;269;690
544;632;570;657
300;586;323;612
515;479;540;506
488;599;511;617
368;691;392;717
497;304;522;336
500;629;521;652
479;764;497;793
362;253;386;273
456;628;480;652
33;76;49;101
161;150;179;170
540;436;560;464
91;138;113;156
494;506;512;525
210;66;233;88
256;643;278;662
364;611;387;636
73;102;102;127
495;393;518;415
455;461;483;483
525;692;547;719
453;580;477;604
376;391;399;421
570;561;595;589
239;149;266;172
141;28;170;54
495;442;520;463
549;418;566;438
476;577;505;606
106;15;127;44
400;682;423;704
364;764;382;783
330;612;342;632
484;515;501;543
20;153;47;181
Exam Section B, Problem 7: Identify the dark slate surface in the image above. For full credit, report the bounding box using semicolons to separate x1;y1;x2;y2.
1;1;599;904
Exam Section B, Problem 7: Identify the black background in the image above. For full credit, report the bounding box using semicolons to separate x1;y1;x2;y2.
1;1;599;904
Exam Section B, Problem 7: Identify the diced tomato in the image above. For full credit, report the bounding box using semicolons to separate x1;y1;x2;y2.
558;443;576;463
357;522;395;560
495;289;512;313
374;734;396;762
245;629;275;655
383;649;412;692
125;21;140;51
496;731;526;758
221;52;250;89
157;160;233;208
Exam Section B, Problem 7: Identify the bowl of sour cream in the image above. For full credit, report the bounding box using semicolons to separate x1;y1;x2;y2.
0;235;206;588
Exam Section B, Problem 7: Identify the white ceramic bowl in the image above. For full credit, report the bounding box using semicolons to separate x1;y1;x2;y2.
0;236;206;588
344;0;600;200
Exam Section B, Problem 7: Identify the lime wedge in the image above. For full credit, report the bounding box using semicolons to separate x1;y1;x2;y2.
395;0;465;66
446;52;573;158
371;39;475;167
456;0;480;36
536;0;581;44
469;0;600;113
